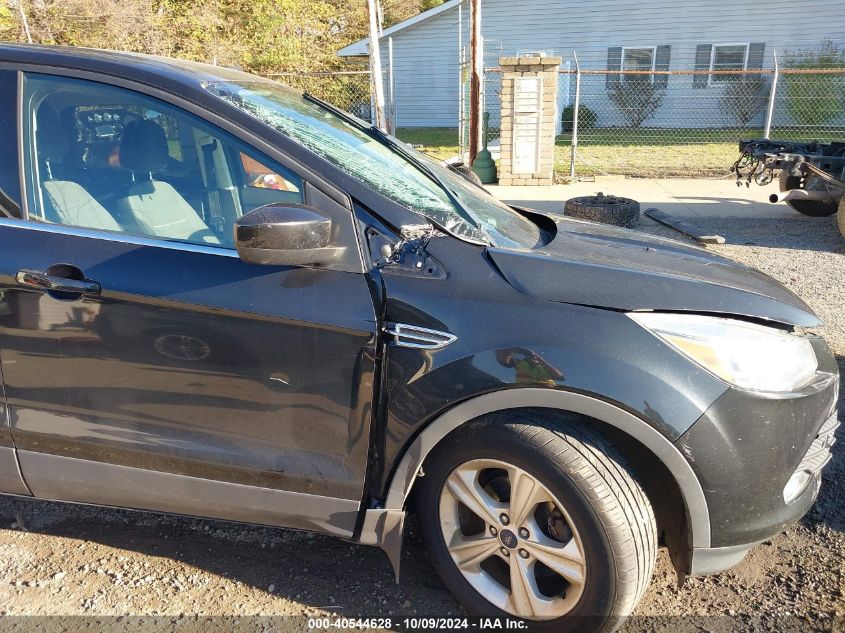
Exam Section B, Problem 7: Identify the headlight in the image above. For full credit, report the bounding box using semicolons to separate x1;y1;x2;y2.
628;312;817;392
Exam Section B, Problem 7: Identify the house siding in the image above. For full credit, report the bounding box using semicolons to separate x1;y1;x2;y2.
361;0;845;128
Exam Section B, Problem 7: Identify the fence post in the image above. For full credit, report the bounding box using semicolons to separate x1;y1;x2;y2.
569;52;581;178
388;36;396;135
457;1;463;160
763;50;779;139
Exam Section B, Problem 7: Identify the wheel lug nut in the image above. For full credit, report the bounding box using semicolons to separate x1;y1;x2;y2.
489;526;498;536
500;513;510;525
518;527;529;539
518;548;529;559
500;547;510;557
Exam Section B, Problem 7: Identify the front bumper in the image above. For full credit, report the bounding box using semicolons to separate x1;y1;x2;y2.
676;336;839;573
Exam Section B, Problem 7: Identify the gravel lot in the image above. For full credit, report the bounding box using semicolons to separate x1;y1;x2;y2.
0;212;843;632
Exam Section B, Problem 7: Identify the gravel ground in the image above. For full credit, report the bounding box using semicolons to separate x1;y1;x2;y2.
0;214;843;632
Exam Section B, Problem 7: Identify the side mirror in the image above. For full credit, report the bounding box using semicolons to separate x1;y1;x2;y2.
235;203;343;267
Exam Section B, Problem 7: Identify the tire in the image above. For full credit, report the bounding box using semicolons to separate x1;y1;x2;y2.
778;171;838;217
417;413;657;633
838;196;845;239
564;194;640;228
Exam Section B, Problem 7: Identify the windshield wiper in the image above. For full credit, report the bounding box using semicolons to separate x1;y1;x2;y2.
302;92;487;240
367;126;485;235
303;92;375;133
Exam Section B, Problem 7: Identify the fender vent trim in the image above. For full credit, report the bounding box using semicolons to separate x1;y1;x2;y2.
384;323;457;350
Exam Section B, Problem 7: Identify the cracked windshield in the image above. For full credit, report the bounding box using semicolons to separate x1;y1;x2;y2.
206;81;542;249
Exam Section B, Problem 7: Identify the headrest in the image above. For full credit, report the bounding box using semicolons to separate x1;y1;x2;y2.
36;104;68;162
119;119;169;172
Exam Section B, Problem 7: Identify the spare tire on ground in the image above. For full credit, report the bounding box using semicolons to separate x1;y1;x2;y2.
564;192;640;228
838;196;845;239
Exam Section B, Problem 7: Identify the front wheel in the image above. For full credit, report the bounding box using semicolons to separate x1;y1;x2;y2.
417;414;657;633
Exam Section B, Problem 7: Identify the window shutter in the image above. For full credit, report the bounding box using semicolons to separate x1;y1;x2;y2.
693;44;713;89
654;45;671;88
747;42;766;69
607;47;623;88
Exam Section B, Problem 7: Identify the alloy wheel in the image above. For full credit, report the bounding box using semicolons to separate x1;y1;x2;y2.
438;458;586;619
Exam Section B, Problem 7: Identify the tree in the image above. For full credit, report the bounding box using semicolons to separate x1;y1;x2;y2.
719;74;769;126
782;39;845;127
607;77;666;128
418;0;447;11
0;0;436;85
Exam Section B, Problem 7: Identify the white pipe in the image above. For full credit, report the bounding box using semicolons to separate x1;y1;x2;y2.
570;52;581;179
769;188;839;204
763;51;779;140
388;36;396;135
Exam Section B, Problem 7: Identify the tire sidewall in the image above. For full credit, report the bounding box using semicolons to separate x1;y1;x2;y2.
779;172;839;217
417;426;620;632
838;197;845;238
563;197;640;228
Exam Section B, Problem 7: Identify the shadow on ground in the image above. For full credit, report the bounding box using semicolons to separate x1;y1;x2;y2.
0;496;460;617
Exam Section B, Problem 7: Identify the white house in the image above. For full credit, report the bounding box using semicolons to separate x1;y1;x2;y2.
338;0;845;129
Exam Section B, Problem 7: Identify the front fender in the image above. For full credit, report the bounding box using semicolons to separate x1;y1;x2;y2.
379;299;728;497
380;387;712;549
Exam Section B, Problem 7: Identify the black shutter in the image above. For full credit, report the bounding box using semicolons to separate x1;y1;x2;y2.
607;46;622;88
654;45;671;88
747;42;766;69
693;44;713;89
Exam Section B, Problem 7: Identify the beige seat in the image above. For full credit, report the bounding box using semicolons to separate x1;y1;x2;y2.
42;180;121;232
36;105;121;232
116;120;220;245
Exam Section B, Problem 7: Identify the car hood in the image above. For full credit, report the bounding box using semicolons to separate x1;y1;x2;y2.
487;214;821;327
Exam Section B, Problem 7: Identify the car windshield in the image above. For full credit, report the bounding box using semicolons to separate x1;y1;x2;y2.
205;81;542;249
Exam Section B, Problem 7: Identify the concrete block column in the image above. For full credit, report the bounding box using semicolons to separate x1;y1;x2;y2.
497;55;561;186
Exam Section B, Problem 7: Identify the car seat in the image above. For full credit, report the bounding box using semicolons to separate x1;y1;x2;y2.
36;105;122;232
116;120;220;246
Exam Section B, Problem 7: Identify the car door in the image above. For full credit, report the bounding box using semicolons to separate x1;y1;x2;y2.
0;71;377;536
0;68;32;497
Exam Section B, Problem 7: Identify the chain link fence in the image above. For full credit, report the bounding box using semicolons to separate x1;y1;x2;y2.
454;44;845;179
562;66;845;178
262;53;844;181
266;70;379;124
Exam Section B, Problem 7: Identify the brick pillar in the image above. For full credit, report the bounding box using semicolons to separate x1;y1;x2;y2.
498;55;561;186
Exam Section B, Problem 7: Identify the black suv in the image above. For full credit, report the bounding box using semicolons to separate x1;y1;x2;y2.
0;45;838;632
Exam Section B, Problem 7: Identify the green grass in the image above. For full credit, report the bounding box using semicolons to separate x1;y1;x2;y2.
397;126;845;179
396;127;461;161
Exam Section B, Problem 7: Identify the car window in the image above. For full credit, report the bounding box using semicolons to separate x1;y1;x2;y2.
0;70;21;218
207;81;543;250
239;153;300;192
22;73;304;249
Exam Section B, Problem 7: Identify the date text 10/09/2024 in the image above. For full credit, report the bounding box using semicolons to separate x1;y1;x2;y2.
307;617;529;630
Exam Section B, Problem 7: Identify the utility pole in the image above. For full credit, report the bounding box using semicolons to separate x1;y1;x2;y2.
468;0;482;165
367;0;388;131
18;1;33;44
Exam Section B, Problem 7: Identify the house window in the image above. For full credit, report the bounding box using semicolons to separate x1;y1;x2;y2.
711;44;749;82
622;47;656;81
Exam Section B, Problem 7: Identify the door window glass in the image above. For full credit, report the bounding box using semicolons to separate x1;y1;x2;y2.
23;73;304;249
0;70;21;218
239;153;300;192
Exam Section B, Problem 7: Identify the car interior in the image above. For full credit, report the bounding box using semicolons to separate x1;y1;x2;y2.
27;78;303;249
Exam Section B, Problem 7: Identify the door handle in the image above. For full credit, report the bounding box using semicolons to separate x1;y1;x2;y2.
16;270;101;296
